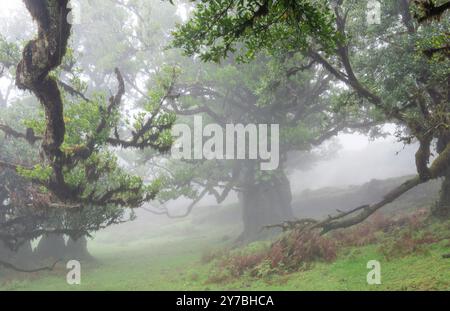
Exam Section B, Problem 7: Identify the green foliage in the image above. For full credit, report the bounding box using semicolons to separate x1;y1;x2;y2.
0;34;20;67
172;0;339;62
0;0;181;246
62;94;114;147
17;164;53;182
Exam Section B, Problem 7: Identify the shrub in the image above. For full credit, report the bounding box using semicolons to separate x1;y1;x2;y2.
201;248;230;264
209;229;336;280
205;210;436;283
205;269;232;284
378;230;439;260
332;210;429;247
219;251;267;277
267;229;337;271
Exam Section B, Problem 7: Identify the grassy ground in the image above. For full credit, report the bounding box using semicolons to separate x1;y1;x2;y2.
1;216;449;291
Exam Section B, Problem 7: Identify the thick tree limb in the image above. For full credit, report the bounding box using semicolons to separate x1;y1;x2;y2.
15;0;73;200
143;187;209;218
414;0;450;23
317;176;421;233
107;71;175;150
273;142;450;234
0;124;42;145
16;0;71;160
57;79;90;102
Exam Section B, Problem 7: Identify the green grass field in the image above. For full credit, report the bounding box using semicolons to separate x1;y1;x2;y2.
1;215;449;291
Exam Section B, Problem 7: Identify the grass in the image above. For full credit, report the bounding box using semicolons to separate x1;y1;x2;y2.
1;214;450;291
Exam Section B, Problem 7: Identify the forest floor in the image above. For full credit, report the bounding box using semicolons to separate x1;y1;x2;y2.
1;209;449;291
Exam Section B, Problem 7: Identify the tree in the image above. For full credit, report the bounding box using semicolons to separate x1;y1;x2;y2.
151;51;380;241
172;0;450;232
0;0;175;269
0;99;132;267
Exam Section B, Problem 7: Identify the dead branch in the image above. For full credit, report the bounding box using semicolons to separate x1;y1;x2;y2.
143;188;209;219
268;140;450;234
57;79;90;102
263;218;318;232
316;176;422;233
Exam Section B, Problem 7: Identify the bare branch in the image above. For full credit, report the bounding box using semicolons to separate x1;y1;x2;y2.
272;141;450;233
143;188;209;219
0;124;41;145
57;79;90;102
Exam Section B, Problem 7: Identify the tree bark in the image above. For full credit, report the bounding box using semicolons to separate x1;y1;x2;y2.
0;240;35;270
432;135;450;219
66;236;93;261
432;169;450;219
238;169;294;242
34;233;66;261
0;241;14;263
12;241;35;268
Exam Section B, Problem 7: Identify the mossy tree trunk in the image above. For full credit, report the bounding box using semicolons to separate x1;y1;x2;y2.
432;135;450;219
34;234;66;261
432;169;450;219
66;236;92;261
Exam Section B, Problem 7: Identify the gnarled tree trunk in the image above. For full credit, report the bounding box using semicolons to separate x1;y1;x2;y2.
35;234;66;261
432;169;450;219
432;135;450;219
0;241;14;263
1;240;35;270
12;241;35;268
238;169;294;242
66;236;93;261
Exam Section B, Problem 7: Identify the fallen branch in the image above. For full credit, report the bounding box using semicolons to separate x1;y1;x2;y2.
315;176;421;233
262;175;420;234
266;139;450;234
263;218;318;232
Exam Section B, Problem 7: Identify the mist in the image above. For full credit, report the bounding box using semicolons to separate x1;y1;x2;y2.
0;0;448;293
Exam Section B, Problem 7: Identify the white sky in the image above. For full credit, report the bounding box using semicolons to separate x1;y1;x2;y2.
0;1;23;15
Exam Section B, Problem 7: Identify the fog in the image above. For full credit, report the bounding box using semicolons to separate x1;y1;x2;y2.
99;135;420;242
0;0;426;242
0;0;425;240
291;137;418;191
1;0;447;292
